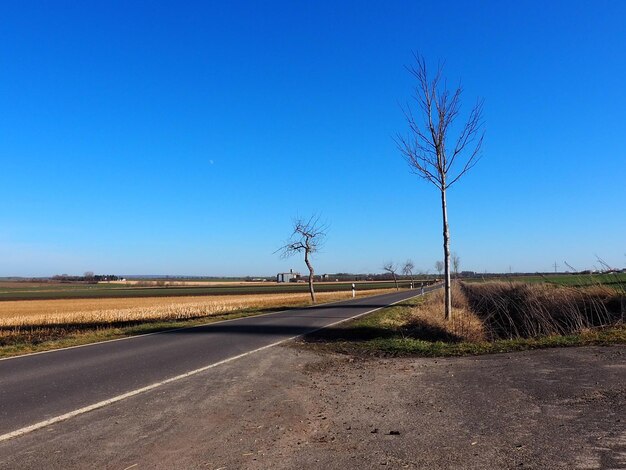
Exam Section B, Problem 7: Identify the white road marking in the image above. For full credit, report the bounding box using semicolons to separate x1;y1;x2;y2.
0;292;385;363
0;291;424;443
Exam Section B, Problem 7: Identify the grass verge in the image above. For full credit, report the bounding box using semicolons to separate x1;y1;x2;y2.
296;290;626;357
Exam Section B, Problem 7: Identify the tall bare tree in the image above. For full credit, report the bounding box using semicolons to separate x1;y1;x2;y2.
396;53;484;320
402;259;415;287
451;252;460;279
435;260;444;276
383;261;399;290
276;215;327;303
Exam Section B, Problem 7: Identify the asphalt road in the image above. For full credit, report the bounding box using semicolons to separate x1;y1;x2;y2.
1;338;622;469
0;287;432;440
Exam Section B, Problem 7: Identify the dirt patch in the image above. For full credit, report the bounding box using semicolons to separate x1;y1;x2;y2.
1;345;624;469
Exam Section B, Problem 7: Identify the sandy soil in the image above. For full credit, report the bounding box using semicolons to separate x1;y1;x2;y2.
1;345;624;469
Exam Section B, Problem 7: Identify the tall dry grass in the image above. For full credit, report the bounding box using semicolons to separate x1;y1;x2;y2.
461;282;621;340
399;281;623;344
404;284;486;342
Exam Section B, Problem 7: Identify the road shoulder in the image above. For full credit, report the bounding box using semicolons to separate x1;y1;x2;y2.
1;345;624;469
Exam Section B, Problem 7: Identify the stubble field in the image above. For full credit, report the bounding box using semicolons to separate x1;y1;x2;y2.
0;289;396;328
0;288;399;357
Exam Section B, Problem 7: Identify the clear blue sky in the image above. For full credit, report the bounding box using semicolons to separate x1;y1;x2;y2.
1;0;625;277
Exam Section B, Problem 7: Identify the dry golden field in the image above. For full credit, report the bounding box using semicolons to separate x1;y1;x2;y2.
0;289;395;328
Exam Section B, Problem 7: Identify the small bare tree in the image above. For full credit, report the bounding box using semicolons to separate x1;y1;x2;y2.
396;53;484;320
451;253;460;279
276;215;327;303
383;261;399;290
402;259;415;287
435;260;444;276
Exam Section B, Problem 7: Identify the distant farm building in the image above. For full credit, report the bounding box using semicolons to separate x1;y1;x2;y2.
276;269;299;283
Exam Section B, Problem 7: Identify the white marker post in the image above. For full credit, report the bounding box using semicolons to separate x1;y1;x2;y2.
351;283;356;298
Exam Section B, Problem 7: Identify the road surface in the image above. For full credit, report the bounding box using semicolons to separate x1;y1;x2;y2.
0;287;433;441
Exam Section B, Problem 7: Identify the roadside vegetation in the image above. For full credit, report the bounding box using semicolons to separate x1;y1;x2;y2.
298;281;625;357
0;289;395;358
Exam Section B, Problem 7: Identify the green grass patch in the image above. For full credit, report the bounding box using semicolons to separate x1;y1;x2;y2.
467;273;626;290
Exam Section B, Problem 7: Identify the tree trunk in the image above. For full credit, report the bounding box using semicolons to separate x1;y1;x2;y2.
441;187;452;321
304;250;316;303
393;273;398;290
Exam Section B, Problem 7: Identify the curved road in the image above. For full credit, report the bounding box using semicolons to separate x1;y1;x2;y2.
0;288;434;441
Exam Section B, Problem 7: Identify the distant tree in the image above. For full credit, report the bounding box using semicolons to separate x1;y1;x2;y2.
383;261;399;290
396;53;484;320
435;261;444;276
84;271;94;280
402;259;415;286
451;253;460;278
277;215;328;303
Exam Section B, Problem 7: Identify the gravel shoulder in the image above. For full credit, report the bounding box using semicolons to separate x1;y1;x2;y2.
1;345;624;469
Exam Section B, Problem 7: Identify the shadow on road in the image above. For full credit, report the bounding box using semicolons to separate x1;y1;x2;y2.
1;290;442;347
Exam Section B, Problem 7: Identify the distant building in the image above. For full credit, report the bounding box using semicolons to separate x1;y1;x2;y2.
277;269;299;283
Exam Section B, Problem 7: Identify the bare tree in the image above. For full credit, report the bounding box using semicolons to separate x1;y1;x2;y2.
402;259;415;287
435;260;444;276
276;215;327;303
396;53;484;320
451;252;460;279
383;261;399;290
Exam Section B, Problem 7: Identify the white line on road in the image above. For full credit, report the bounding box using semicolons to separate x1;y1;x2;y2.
0;291;391;363
0;292;423;443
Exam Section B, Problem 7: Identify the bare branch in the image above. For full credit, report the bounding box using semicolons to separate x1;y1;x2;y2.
275;215;328;303
382;261;397;274
446;98;485;187
383;261;399;290
397;52;485;191
397;52;485;321
435;260;444;275
402;259;415;277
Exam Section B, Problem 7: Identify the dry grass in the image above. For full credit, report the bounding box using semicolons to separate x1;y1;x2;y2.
0;294;295;320
369;281;622;344
298;283;625;358
0;289;395;347
404;284;486;342
461;281;622;340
